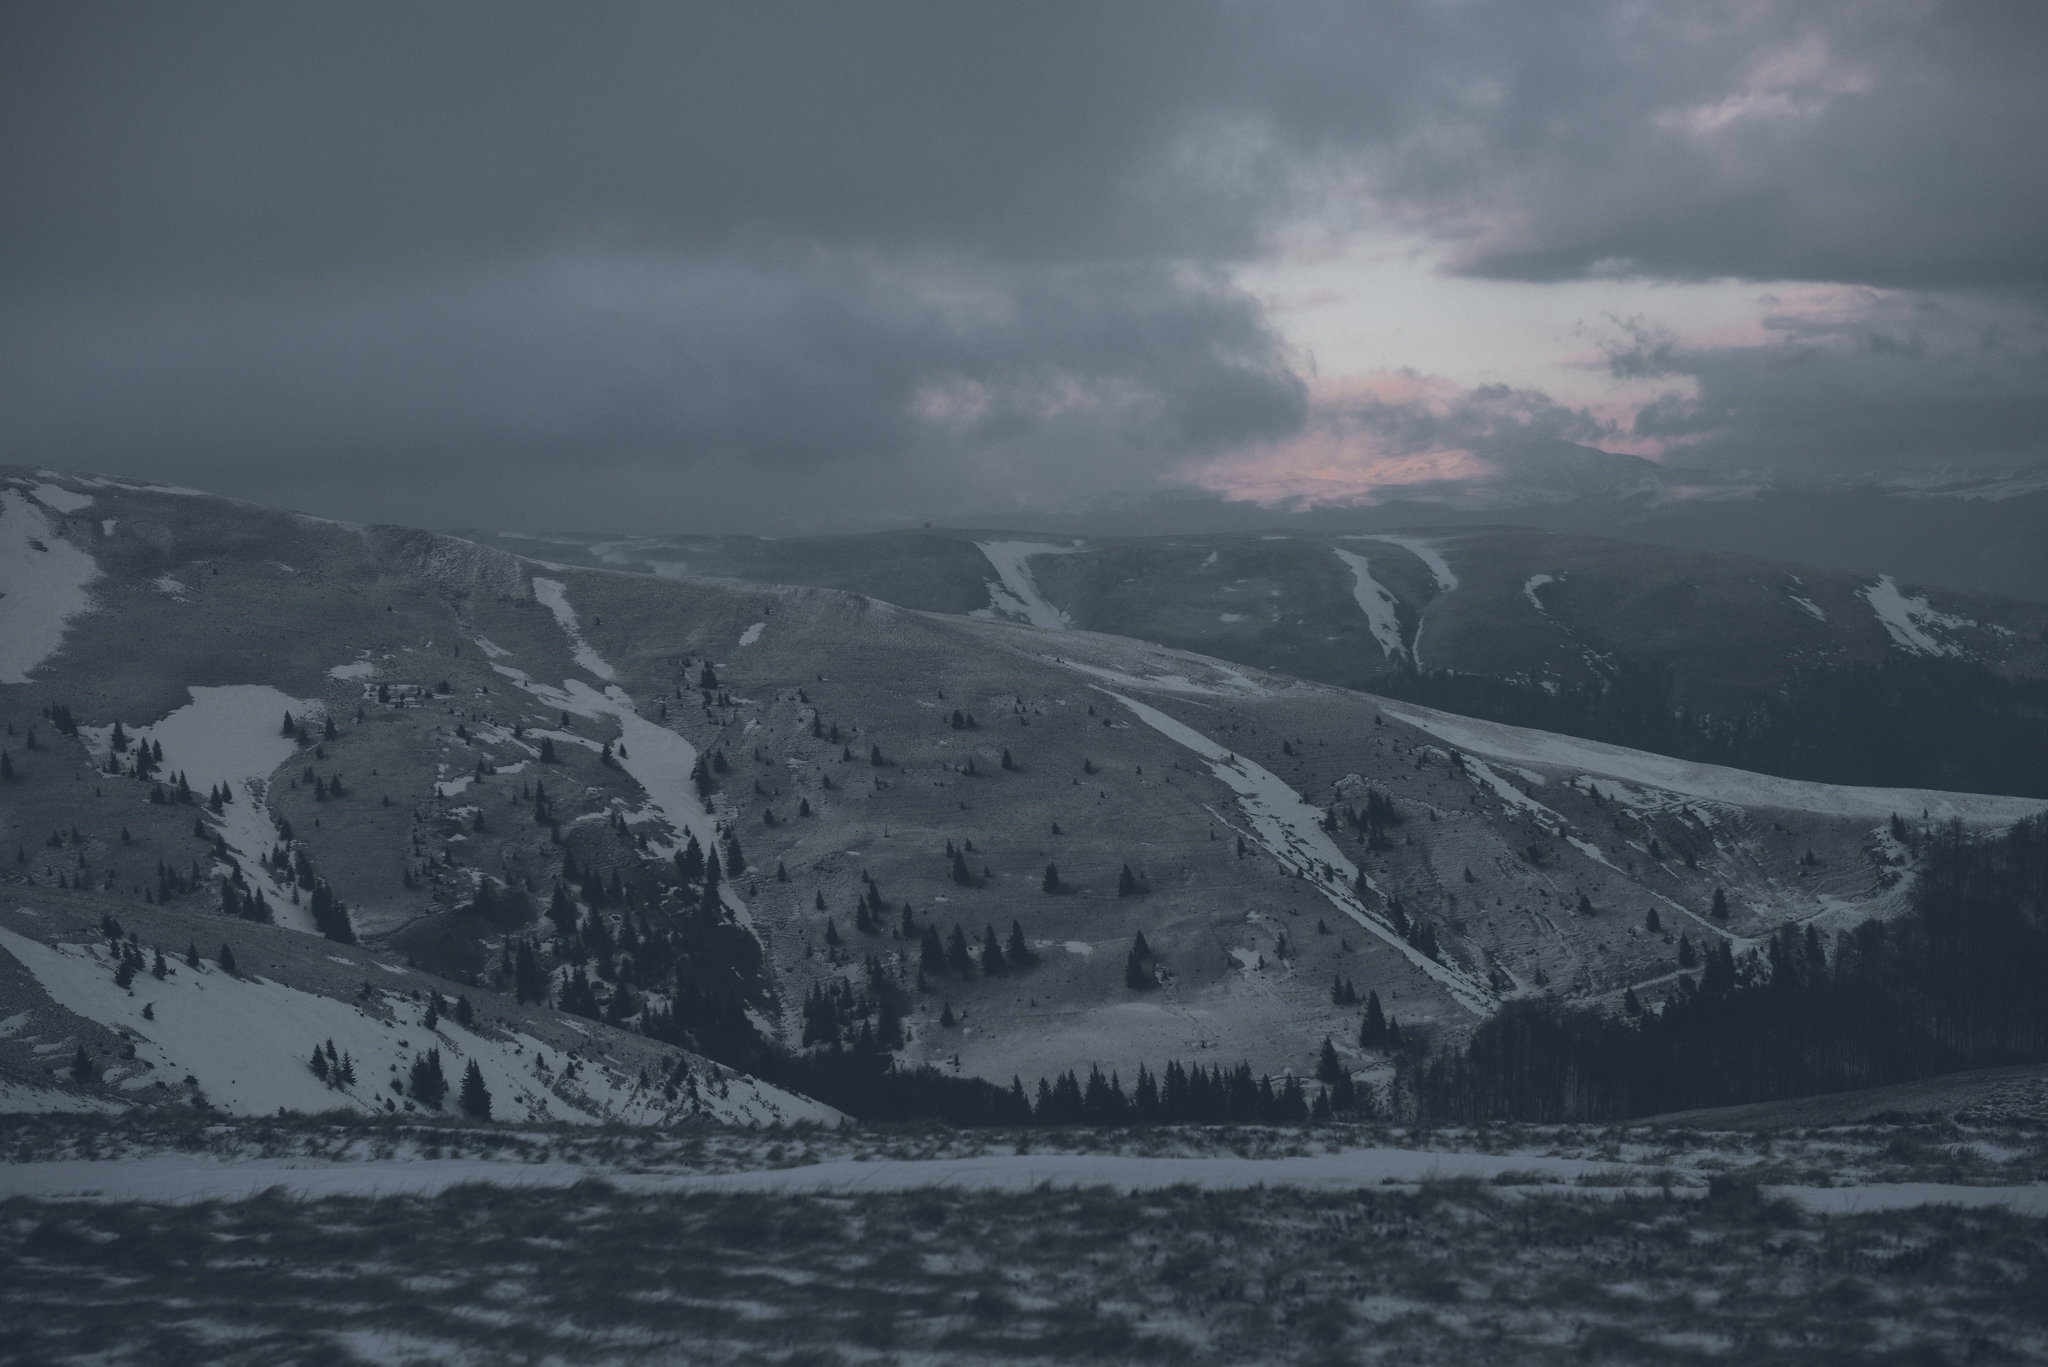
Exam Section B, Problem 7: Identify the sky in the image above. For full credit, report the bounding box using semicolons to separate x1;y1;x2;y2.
2;1;2044;533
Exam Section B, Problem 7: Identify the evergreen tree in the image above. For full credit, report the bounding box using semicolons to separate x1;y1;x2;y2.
217;944;237;975
951;849;973;885
1711;887;1730;920
946;926;976;976
1042;863;1059;894
1359;991;1388;1049
1006;920;1033;968
979;926;1006;976
1118;864;1139;897
1317;1036;1344;1086
70;1045;93;1083
459;1060;492;1119
409;1049;448;1109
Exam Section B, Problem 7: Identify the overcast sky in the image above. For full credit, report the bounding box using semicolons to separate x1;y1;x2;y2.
3;1;2043;532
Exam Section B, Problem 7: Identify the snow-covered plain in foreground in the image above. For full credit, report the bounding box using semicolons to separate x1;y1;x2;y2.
0;486;100;684
0;927;829;1127
1376;697;2048;825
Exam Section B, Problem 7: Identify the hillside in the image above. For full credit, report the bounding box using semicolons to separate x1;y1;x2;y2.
3;465;2044;1116
463;522;2048;797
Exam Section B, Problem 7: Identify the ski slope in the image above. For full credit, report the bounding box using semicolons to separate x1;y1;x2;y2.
1378;698;2048;825
973;541;1077;630
1331;548;1408;662
0;488;100;684
1101;689;1493;1013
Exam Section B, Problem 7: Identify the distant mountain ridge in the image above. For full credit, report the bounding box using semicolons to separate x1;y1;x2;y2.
463;521;2048;799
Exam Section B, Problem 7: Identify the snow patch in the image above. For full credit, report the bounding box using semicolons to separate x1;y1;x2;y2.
1523;574;1556;612
327;659;377;681
125;685;323;933
531;577;618;680
27;482;95;514
1789;594;1827;622
974;541;1078;631
1862;575;1971;657
0;489;101;683
152;575;188;601
737;622;766;648
1332;548;1408;662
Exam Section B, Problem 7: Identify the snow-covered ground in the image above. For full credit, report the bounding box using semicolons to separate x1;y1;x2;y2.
531;576;618;680
1331;548;1408;662
737;621;767;647
1863;574;1972;656
972;540;1078;630
1101;690;1494;1013
94;684;324;933
1379;698;2048;825
3;1147;2039;1216
0;928;830;1128
0;487;100;684
1522;573;1555;612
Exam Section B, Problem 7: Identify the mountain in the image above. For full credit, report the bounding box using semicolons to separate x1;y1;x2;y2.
3;465;2043;1119
463;521;2048;797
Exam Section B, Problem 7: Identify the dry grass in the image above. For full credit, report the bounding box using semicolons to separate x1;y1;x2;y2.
4;1174;2045;1366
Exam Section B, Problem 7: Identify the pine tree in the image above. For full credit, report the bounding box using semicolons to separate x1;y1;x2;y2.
1678;932;1697;968
1042;863;1059;894
1007;920;1033;967
1645;906;1662;933
70;1045;94;1083
1118;864;1138;897
1711;887;1730;920
1359;991;1388;1049
459;1060;492;1119
217;944;237;975
979;926;1006;976
946;926;975;976
409;1049;448;1109
951;849;973;885
1317;1036;1343;1085
185;942;200;969
455;995;474;1028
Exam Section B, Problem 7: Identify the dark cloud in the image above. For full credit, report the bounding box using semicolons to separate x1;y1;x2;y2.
1624;289;2048;481
0;250;1303;529
0;2;2041;526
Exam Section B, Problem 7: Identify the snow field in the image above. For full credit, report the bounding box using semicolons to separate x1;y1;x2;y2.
0;488;100;684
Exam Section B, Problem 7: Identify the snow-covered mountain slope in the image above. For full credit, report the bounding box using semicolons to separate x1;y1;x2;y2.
0;892;833;1125
3;463;2042;1102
